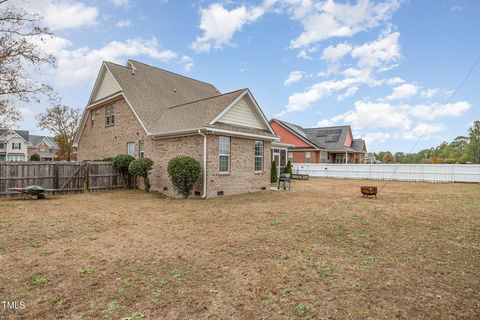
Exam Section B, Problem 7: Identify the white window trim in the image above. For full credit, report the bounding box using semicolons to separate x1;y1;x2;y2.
305;151;311;164
127;142;135;157
219;136;230;173
254;140;264;172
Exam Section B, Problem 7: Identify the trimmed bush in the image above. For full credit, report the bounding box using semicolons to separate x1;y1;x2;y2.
30;153;40;161
271;160;278;183
113;154;135;188
167;156;201;198
284;160;293;175
129;158;154;192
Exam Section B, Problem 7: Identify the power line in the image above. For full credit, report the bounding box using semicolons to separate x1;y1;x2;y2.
377;52;480;194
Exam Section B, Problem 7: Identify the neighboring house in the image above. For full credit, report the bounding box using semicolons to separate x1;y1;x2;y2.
0;129;29;161
270;119;367;164
74;60;277;198
28;135;59;161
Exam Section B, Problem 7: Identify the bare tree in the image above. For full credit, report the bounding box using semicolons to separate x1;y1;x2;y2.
37;105;81;161
0;0;56;129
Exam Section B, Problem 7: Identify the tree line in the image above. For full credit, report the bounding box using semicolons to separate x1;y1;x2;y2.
373;120;480;164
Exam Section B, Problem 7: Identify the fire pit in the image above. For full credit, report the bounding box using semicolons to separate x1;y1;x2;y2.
361;186;377;199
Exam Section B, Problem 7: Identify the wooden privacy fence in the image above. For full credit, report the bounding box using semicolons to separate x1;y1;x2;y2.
293;163;480;183
0;161;125;198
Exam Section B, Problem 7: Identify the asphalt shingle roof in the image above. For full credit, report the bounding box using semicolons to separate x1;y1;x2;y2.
273;119;366;153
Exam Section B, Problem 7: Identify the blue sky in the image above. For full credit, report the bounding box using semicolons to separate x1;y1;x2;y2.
15;0;480;152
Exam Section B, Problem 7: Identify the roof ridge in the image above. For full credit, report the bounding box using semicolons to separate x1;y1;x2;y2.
305;125;350;130
168;89;245;110
128;59;218;90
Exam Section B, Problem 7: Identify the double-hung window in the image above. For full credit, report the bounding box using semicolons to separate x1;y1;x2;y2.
139;141;145;158
12;142;21;150
305;152;311;163
219;136;230;173
105;105;115;126
127;142;135;157
255;141;263;172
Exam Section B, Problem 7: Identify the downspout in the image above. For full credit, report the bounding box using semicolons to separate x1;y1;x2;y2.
198;129;207;199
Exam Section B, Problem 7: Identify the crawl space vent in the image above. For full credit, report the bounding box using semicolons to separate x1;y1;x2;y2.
217;191;224;196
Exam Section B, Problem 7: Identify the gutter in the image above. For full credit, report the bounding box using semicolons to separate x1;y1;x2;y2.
197;129;207;199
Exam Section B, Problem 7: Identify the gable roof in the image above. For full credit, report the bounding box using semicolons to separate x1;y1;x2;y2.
271;119;324;149
76;60;276;142
28;135;59;149
0;129;29;143
271;119;367;153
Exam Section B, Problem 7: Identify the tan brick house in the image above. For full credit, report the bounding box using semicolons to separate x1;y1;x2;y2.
74;60;277;198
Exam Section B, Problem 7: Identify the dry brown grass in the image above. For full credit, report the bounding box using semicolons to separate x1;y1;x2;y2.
0;179;479;320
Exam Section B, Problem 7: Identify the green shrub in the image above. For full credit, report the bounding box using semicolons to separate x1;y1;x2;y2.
102;157;114;162
167;156;201;198
284;160;293;175
129;158;154;192
113;154;135;188
271;160;278;183
30;153;40;161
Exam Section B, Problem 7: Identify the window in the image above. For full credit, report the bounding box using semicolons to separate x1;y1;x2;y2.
320;151;327;163
127;142;135;157
255;140;263;172
8;155;24;161
335;153;346;163
12;142;21;150
106;105;115;126
0;142;4;149
0;155;5;161
219;136;230;173
305;152;311;163
139;141;144;158
288;152;293;162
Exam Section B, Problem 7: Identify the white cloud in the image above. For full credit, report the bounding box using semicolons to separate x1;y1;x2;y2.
387;77;405;85
451;5;463;12
116;19;132;28
316;119;335;127
289;0;401;48
364;131;391;146
17;0;99;30
331;100;412;131
35;36;187;85
337;86;358;101
321;42;352;63
403;123;446;140
180;55;194;72
284;71;306;85
351;30;401;71
386;83;418;100
308;100;470;140
191;3;265;53
404;101;471;121
109;0;129;7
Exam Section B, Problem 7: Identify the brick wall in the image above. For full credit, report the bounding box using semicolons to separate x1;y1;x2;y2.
77;97;271;198
205;135;271;198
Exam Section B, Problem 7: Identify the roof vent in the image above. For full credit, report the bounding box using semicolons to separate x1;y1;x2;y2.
128;61;136;75
173;88;177;93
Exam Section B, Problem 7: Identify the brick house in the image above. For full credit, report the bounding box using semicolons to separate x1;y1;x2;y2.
28;135;59;161
270;119;367;164
74;60;277;198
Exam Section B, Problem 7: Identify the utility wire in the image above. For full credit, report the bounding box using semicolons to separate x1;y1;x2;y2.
377;52;480;195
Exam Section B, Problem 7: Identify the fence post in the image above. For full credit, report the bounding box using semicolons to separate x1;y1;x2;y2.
83;162;89;192
53;163;59;192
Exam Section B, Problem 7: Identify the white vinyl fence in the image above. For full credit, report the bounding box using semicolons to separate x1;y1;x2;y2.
293;163;480;183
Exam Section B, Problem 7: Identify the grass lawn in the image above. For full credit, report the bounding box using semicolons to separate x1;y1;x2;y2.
1;179;479;319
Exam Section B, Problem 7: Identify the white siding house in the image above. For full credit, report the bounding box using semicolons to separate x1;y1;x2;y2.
0;130;29;161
